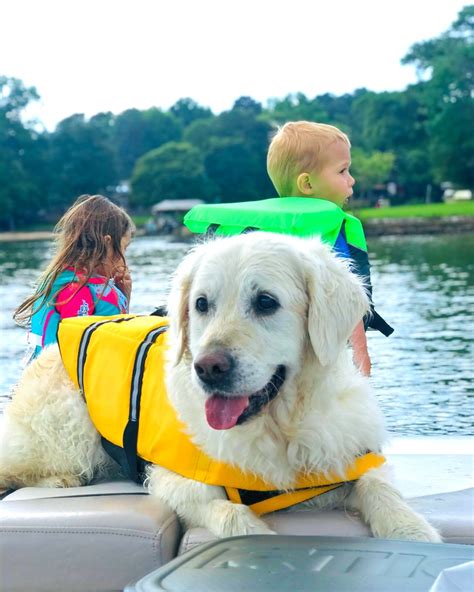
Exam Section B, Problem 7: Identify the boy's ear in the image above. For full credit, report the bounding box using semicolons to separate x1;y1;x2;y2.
296;173;313;195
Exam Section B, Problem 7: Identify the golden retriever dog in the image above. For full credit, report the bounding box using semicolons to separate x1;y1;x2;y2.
0;233;440;542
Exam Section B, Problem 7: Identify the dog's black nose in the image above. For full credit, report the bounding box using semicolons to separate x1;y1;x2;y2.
194;352;234;386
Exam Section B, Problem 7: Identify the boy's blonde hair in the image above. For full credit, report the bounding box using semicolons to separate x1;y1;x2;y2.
267;121;350;196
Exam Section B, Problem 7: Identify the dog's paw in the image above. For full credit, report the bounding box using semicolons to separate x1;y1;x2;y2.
353;467;442;544
35;475;83;488
387;521;442;543
372;511;442;543
208;500;275;538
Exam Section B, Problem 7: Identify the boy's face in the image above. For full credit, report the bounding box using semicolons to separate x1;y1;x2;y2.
302;140;355;207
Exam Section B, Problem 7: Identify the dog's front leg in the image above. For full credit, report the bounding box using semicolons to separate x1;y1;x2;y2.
347;464;442;542
145;465;275;538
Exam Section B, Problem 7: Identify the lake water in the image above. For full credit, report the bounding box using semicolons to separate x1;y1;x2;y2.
0;234;472;436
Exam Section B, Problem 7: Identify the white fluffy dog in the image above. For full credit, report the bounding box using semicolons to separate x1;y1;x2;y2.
0;233;440;542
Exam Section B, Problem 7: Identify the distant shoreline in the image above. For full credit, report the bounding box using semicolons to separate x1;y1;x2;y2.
361;215;474;236
0;216;473;242
0;231;54;242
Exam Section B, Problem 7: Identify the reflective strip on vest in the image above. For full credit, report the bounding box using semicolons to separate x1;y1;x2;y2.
129;325;168;422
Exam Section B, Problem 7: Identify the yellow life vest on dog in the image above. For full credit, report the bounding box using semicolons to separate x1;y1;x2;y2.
58;314;386;515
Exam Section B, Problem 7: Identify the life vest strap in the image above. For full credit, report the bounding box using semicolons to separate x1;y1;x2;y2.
225;483;343;516
121;324;169;481
123;420;140;482
367;309;394;337
101;436;147;483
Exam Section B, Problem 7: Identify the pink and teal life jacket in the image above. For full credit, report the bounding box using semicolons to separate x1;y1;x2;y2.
29;268;128;359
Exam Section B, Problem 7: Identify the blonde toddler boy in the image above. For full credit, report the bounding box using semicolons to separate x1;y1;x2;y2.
267;121;393;375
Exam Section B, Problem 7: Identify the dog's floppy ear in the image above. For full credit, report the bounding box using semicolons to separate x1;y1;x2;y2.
302;239;370;367
167;246;202;364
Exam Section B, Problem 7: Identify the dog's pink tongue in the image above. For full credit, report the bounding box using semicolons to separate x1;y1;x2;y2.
205;395;249;430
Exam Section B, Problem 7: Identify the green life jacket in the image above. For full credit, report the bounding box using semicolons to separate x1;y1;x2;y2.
184;197;393;337
184;197;367;250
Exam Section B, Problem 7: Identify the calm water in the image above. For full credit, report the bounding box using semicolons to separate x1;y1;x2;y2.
0;234;473;436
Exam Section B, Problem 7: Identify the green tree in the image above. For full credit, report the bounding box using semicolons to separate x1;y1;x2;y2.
429;100;474;188
183;98;276;201
350;89;428;152
130;142;209;207
351;149;395;200
89;111;116;144
265;93;328;124
183;116;217;153
170;98;213;128
314;92;360;129
394;148;435;201
114;108;182;179
232;96;263;115
349;87;432;200
0;76;46;229
204;139;263;202
402;5;474;188
213;107;275;200
49;113;119;209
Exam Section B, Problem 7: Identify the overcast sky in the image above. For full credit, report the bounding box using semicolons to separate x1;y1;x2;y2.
1;0;468;130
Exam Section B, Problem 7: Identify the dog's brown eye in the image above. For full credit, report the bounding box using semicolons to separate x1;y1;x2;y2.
195;297;209;313
255;293;279;314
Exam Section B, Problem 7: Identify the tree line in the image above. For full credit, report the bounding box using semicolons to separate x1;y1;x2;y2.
0;6;472;230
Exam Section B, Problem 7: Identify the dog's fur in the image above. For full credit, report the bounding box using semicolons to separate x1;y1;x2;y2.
0;233;440;541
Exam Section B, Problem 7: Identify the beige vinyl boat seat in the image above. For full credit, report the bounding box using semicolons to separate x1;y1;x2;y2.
1;438;472;592
0;480;181;592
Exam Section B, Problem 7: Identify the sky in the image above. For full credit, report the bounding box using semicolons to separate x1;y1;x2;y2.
1;0;468;130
